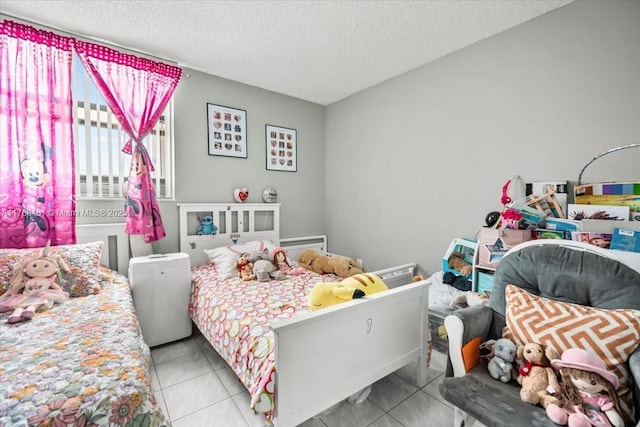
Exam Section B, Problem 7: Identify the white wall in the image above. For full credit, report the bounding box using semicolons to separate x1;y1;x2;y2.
324;0;640;275
156;69;327;255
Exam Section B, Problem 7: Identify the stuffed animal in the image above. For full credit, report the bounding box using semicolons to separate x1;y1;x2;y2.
450;291;489;308
546;349;624;427
247;248;272;264
308;273;388;311
447;251;472;277
516;342;561;409
271;247;305;276
341;273;388;295
486;338;517;383
251;258;273;282
297;249;364;277
235;254;255;281
0;242;70;323
196;214;218;235
308;283;365;310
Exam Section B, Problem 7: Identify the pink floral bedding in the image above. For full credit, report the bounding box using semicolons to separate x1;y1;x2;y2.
189;262;340;421
0;268;168;427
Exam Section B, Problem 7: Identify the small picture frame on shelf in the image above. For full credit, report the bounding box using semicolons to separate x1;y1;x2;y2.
207;103;247;158
265;124;296;172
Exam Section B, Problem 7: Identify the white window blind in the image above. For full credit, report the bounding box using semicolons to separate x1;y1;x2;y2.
72;54;174;200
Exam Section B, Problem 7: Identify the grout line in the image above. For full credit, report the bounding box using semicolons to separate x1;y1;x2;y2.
229;395;255;427
159;336;451;426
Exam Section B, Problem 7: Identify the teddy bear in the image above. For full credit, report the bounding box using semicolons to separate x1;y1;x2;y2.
486;338;517;383
235;254;255;281
297;249;364;277
516;342;561;408
447;251;472;277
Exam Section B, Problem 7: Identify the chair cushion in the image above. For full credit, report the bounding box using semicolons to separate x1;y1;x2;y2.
439;361;558;427
503;285;640;424
491;244;640;317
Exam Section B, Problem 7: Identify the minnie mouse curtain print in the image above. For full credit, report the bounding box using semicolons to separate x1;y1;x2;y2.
74;40;182;243
0;21;181;246
123;142;165;243
0;21;76;248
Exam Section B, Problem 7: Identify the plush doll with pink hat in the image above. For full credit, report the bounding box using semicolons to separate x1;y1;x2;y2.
272;247;305;276
546;348;624;427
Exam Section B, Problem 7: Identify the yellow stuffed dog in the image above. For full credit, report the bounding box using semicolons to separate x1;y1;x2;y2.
308;273;388;311
297;249;364;277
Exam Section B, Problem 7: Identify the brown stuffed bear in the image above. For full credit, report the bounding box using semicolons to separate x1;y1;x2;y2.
448;251;472;277
297;249;364;277
516;342;560;409
235;255;255;281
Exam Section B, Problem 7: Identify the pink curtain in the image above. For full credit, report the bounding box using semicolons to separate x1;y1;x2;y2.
0;21;76;248
74;41;181;243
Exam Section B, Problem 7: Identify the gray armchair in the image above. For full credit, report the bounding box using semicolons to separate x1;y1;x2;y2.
438;240;640;427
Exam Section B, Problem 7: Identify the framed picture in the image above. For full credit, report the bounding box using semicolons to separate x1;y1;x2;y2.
265;124;297;172
207;103;247;158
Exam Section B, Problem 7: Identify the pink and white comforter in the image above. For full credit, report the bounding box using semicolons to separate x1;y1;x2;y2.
189;263;340;421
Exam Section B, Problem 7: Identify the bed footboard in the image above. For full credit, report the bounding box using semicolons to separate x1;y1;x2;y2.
270;279;430;427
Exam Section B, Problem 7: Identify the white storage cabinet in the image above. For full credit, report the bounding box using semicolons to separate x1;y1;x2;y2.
129;253;192;347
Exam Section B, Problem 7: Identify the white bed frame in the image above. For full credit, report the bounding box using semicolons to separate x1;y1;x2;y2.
76;223;129;275
178;203;430;426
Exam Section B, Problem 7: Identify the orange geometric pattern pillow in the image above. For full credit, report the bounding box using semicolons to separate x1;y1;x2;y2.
502;285;640;424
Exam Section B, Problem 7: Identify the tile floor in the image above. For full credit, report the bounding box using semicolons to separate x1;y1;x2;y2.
149;328;454;427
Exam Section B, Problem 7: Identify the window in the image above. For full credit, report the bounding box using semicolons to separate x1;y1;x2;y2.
72;54;174;200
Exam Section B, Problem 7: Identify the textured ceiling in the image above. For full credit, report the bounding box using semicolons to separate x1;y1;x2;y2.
0;0;573;105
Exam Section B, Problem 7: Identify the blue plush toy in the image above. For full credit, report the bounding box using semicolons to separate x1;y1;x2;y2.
196;215;218;235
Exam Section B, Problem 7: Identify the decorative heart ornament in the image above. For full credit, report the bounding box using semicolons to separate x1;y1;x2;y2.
233;187;249;203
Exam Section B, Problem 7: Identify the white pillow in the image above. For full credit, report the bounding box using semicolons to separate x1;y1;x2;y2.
203;240;277;279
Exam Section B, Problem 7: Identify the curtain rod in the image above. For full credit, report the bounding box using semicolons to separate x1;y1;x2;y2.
0;12;178;66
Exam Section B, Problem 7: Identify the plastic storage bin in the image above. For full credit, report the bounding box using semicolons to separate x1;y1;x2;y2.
476;271;494;295
129;253;192;347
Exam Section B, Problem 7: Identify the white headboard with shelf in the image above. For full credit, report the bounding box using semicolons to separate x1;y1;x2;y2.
178;203;281;266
